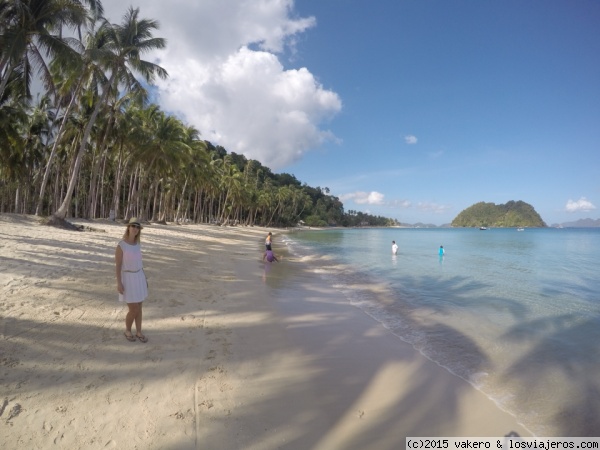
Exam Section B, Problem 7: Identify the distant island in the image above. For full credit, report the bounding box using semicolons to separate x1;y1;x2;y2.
398;217;600;229
552;218;600;228
451;201;546;228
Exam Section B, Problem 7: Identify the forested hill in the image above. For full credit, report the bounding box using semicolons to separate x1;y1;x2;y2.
451;201;546;228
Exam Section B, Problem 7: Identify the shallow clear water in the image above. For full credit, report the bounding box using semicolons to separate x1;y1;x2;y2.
282;227;600;436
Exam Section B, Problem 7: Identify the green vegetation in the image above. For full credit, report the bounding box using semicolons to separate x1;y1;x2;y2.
451;201;546;228
0;1;397;228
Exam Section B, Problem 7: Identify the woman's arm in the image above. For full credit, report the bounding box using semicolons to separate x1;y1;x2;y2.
115;245;124;294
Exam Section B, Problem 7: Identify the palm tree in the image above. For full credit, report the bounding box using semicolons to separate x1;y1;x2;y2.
0;72;28;212
53;7;167;220
0;67;28;166
0;0;98;100
34;19;113;216
107;100;142;218
174;125;206;222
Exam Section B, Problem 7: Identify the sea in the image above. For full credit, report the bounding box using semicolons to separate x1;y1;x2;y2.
281;227;600;436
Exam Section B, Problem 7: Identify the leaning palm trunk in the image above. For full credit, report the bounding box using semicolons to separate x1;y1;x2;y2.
88;114;115;218
111;146;127;219
53;73;116;220
151;179;161;221
267;200;283;227
175;177;188;222
87;146;109;218
35;76;85;216
123;168;137;219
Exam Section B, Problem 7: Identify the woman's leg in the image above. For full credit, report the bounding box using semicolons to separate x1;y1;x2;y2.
125;303;137;334
134;302;143;336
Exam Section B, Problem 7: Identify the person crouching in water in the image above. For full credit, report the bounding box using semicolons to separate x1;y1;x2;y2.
263;249;279;262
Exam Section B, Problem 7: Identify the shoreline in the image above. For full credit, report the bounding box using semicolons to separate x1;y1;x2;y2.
1;214;528;449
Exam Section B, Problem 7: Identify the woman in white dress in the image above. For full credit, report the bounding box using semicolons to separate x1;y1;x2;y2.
115;217;149;342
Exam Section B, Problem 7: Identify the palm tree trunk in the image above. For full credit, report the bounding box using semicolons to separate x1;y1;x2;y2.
99;154;107;218
175;177;188;222
87;116;113;218
151;179;160;221
111;145;126;219
124;169;135;219
53;74;116;220
35;76;85;216
144;181;154;220
14;187;20;214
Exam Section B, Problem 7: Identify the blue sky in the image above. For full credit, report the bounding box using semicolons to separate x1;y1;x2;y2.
101;0;599;225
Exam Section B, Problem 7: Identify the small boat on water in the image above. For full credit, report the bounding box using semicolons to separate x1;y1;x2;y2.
479;226;487;230
517;228;525;231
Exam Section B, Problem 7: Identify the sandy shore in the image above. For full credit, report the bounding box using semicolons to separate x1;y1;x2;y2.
0;214;529;449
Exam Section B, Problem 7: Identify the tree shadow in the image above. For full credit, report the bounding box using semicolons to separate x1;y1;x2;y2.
0;219;542;449
177;244;530;449
501;312;600;435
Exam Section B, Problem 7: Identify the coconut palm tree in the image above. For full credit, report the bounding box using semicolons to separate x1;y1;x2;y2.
0;71;29;211
34;19;113;215
0;67;28;167
53;7;167;220
0;0;100;100
173;125;207;222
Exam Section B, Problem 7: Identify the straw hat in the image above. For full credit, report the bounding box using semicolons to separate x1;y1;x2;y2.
126;217;143;229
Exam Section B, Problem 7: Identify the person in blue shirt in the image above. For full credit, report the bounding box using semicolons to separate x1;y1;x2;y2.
438;245;445;257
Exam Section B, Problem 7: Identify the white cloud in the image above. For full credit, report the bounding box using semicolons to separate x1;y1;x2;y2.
565;197;596;212
100;0;341;170
388;199;412;208
404;135;418;144
416;202;452;214
340;191;385;205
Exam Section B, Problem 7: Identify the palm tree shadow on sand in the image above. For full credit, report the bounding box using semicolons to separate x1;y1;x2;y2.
501;312;600;436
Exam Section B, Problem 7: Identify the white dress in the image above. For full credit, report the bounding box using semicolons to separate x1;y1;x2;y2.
118;240;148;303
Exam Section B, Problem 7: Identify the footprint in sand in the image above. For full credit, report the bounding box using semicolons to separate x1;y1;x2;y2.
6;403;22;421
130;381;144;394
42;421;53;433
208;366;225;374
180;314;196;321
1;358;20;368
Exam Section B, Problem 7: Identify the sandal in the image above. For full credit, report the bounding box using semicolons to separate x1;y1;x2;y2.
124;332;136;342
136;334;148;343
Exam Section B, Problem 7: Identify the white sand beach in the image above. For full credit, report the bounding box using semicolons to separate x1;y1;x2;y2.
0;214;529;449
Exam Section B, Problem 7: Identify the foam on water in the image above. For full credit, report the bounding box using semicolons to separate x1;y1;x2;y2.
283;227;600;436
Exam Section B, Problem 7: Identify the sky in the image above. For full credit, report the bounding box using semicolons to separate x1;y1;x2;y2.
98;0;600;226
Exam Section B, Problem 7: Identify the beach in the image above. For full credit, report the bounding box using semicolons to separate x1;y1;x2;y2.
0;214;529;449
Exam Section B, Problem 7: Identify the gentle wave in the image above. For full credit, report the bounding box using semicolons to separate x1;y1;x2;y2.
283;228;600;436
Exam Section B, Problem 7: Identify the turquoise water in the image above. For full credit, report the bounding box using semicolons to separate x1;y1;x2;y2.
282;227;600;436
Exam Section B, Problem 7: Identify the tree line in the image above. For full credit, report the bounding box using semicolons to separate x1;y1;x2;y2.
0;1;399;228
